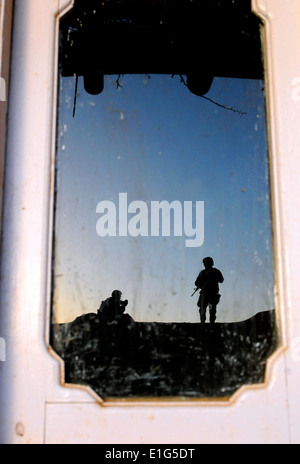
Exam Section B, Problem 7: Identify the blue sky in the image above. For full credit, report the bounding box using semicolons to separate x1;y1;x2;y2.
52;73;274;324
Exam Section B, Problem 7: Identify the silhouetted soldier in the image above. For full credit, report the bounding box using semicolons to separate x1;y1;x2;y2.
98;289;129;323
97;290;134;365
194;257;224;323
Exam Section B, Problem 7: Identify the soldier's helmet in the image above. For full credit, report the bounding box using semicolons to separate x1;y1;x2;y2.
203;257;214;267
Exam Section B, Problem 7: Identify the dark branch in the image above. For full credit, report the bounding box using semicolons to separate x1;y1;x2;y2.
178;74;247;116
73;74;79;118
200;94;247;116
116;74;123;89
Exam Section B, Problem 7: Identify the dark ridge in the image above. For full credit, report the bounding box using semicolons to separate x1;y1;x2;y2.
50;309;277;400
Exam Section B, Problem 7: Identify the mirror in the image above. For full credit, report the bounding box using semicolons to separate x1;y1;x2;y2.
50;0;277;400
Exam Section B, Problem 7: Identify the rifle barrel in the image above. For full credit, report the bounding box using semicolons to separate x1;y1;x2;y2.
191;287;199;297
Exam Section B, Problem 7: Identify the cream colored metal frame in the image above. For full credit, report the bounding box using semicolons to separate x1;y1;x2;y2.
0;0;300;444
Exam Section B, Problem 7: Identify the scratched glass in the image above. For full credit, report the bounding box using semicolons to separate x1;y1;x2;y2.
50;1;278;400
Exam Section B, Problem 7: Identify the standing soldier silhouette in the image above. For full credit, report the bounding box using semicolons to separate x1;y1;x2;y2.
194;257;224;323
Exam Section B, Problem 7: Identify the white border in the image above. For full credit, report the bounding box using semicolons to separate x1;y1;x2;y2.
1;0;300;444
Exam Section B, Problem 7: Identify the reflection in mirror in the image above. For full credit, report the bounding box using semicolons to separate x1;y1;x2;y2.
50;0;278;400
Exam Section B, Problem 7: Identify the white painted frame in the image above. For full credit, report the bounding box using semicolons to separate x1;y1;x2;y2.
1;0;300;444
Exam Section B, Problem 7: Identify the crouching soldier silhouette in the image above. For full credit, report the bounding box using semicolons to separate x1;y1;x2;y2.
97;290;135;364
98;290;129;324
194;257;224;323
